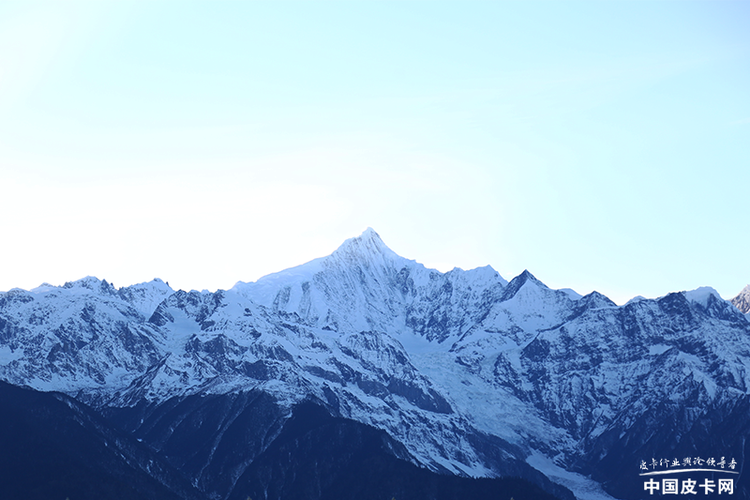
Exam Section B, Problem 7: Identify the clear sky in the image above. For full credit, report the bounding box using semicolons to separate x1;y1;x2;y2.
1;1;748;304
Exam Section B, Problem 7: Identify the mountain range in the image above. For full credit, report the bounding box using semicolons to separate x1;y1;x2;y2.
1;228;748;500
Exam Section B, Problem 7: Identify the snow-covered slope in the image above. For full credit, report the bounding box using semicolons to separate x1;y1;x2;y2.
1;228;749;500
118;278;174;318
233;228;508;342
0;277;165;394
731;284;750;316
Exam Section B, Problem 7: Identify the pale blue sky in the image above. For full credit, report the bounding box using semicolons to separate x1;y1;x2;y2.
1;1;748;304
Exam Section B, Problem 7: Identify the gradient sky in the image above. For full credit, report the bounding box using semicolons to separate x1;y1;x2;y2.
1;1;748;304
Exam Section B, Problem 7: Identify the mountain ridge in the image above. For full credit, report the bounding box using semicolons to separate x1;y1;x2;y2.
1;228;749;500
732;284;750;315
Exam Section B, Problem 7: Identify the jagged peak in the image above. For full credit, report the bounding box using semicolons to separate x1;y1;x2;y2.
445;264;508;287
683;286;723;308
578;290;617;308
61;276;118;295
501;269;548;301
238;228;400;287
331;227;400;263
117;278;175;318
63;276;103;289
730;284;750;314
233;229;504;311
361;226;380;240
231;233;378;297
122;278;173;292
512;270;546;287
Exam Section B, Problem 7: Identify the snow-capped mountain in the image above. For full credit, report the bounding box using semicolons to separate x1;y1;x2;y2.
732;285;750;316
232;227;508;341
1;228;748;500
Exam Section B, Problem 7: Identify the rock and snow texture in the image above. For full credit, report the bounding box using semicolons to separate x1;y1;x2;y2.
232;227;509;340
731;284;750;314
1;228;749;500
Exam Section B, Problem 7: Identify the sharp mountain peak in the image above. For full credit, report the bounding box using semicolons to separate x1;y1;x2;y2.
330;227;400;262
731;284;750;314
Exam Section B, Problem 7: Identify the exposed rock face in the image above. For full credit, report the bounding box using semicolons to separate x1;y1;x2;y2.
731;284;750;314
1;228;748;500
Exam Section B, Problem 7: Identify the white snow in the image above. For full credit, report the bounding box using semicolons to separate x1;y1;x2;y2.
0;345;22;363
625;295;647;305
2;228;749;499
683;286;722;307
648;344;672;356
526;451;618;500
557;288;582;300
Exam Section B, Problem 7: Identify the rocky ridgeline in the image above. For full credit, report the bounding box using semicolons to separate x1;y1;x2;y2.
1;228;749;500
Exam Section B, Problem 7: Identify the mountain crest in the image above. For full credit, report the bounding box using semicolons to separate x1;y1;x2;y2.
62;276;119;297
683;286;722;308
330;227;400;265
2;229;750;500
501;269;546;301
731;284;750;314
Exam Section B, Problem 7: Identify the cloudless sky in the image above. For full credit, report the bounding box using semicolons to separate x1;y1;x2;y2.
1;1;748;304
